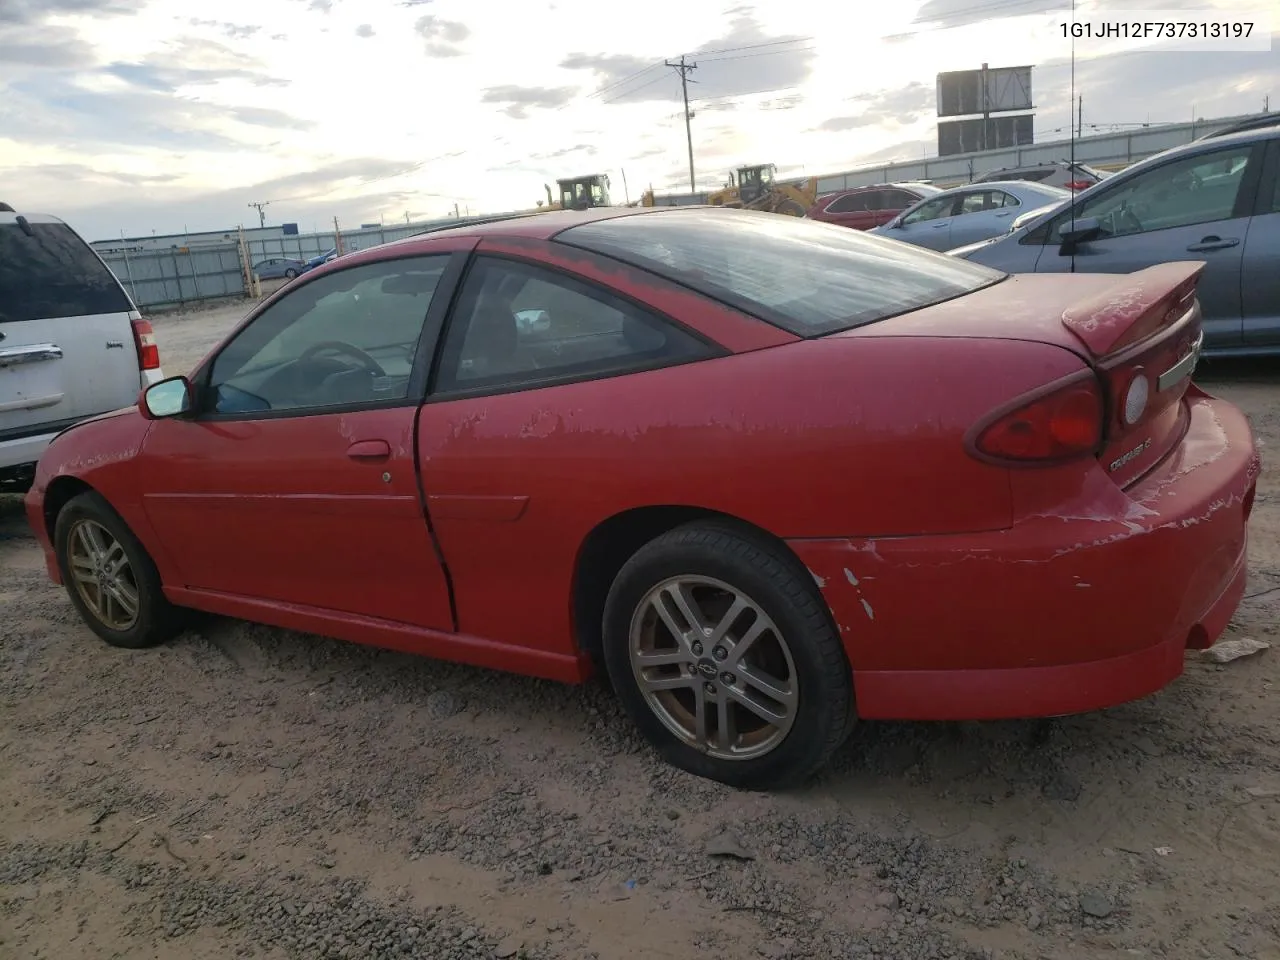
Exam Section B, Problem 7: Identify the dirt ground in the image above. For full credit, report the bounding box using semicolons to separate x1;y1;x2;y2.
2;297;1278;960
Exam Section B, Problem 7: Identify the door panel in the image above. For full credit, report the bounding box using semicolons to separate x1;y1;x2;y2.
1240;211;1280;347
138;251;465;629
1030;143;1258;350
419;246;717;655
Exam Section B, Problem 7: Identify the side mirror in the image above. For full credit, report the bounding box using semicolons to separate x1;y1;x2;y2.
1059;216;1102;245
139;376;193;420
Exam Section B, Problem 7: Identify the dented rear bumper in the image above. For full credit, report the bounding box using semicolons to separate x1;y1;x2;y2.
789;386;1260;721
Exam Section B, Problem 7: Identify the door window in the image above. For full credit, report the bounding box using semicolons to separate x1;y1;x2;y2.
1047;145;1255;242
205;255;449;416
825;192;871;214
901;196;956;225
433;257;708;393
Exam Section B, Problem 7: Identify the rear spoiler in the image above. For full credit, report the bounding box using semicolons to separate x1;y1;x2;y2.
1060;261;1205;357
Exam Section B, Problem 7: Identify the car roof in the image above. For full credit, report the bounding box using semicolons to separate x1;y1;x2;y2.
385;206;663;247
0;212;69;226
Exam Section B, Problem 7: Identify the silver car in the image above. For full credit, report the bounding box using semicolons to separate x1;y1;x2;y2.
868;181;1073;252
947;124;1280;356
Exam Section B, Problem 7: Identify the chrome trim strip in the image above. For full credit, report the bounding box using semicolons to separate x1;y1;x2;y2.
0;343;63;367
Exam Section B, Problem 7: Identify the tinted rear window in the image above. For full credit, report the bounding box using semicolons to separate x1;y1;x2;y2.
558;209;1004;336
0;221;131;323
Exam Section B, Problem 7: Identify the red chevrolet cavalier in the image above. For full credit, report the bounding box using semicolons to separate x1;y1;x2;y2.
26;207;1259;789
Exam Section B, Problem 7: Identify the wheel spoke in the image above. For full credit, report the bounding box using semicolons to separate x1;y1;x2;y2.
693;685;709;746
74;524;101;564
716;694;734;751
740;664;795;707
634;649;687;669
707;595;749;647
105;579;139;618
662;582;706;635
639;673;696;693
725;683;789;727
70;565;97;585
102;539;126;575
724;617;769;669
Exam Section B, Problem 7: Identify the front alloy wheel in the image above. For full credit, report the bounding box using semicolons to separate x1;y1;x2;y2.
66;519;140;631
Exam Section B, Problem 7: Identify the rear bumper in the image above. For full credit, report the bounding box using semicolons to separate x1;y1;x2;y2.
789;388;1260;721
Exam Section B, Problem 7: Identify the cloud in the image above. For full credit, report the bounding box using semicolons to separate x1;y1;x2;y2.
415;15;468;57
355;23;374;38
0;24;93;67
912;0;1066;29
188;19;263;40
561;12;816;107
481;84;577;119
102;36;286;91
529;144;599;160
0;0;134;25
249;158;428;199
307;0;335;12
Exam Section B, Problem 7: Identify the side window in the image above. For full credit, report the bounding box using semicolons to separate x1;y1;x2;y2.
993;190;1021;208
902;196;955;225
826;192;869;214
887;190;919;208
861;191;888;211
206;255;449;416
434;257;709;394
1048;144;1255;242
957;191;997;215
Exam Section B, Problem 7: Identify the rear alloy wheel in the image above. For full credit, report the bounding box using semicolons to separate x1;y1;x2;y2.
54;491;185;649
602;523;854;788
284;268;298;279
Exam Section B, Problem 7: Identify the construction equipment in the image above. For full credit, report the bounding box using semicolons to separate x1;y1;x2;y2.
705;164;818;217
537;174;612;211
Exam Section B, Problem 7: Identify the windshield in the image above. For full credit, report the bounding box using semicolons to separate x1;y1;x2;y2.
559;209;1004;336
0;220;131;323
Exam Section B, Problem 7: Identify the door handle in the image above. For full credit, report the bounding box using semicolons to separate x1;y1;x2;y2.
994;211;1012;217
1186;236;1239;252
346;439;391;461
932;222;949;228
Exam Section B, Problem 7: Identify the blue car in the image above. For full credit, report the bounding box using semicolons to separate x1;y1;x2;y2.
252;257;306;280
867;181;1072;252
301;247;338;273
948;124;1280;357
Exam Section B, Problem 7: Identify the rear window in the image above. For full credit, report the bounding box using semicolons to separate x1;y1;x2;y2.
0;221;132;324
558;209;1004;336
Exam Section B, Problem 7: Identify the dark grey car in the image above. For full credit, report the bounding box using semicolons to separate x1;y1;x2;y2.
948;125;1280;357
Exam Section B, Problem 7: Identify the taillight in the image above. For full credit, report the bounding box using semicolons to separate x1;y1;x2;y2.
1065;180;1093;191
968;372;1104;464
131;318;161;370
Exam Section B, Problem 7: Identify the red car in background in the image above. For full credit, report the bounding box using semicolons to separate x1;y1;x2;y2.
805;182;942;229
25;207;1258;790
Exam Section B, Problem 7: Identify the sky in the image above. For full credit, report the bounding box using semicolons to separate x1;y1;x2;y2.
0;0;1274;241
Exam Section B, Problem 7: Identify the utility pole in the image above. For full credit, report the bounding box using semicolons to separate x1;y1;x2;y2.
980;62;989;152
333;216;344;255
247;200;271;229
665;54;697;193
1077;96;1083;139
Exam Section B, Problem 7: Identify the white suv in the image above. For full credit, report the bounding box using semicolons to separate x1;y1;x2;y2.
0;206;165;491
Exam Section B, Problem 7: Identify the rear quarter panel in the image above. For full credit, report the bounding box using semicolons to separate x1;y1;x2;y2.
417;323;1088;655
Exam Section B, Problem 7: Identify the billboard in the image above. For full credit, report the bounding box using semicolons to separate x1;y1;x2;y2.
936;66;1033;118
937;115;1035;156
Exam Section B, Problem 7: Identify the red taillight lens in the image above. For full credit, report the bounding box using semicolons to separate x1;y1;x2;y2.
970;374;1104;463
131;318;160;370
1065;180;1093;191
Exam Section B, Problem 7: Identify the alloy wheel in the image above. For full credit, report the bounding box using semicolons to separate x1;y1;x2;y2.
628;575;798;761
66;519;140;631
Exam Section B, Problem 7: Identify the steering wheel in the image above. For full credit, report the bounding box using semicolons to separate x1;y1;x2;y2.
298;341;386;378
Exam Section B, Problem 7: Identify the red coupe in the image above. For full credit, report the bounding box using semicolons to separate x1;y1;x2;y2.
25;208;1259;789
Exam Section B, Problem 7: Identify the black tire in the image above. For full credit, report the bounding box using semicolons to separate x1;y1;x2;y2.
284;268;298;279
53;491;185;649
602;521;854;789
775;198;806;217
